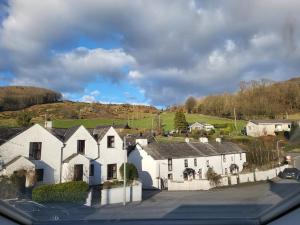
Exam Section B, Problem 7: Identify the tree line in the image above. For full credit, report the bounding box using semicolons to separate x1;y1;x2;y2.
0;86;62;111
181;78;300;120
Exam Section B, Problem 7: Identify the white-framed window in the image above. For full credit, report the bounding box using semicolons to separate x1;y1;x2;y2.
225;168;228;175
184;159;188;168
168;158;172;171
194;158;197;167
240;153;242;160
107;136;115;148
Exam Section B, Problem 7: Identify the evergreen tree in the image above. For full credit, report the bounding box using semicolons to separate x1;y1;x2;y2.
174;110;189;133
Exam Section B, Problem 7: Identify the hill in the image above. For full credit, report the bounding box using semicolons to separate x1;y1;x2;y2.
0;86;62;111
179;77;300;120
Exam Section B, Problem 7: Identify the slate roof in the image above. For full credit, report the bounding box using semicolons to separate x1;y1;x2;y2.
93;126;111;141
249;120;292;125
63;153;90;163
0;127;28;145
141;141;246;160
50;126;81;142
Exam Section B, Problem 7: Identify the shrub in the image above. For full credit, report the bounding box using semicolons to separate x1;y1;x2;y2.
32;181;89;203
0;176;18;199
102;180;124;189
206;167;222;187
119;163;139;181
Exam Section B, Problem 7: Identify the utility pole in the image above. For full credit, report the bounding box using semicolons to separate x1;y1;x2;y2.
123;135;127;206
277;140;283;170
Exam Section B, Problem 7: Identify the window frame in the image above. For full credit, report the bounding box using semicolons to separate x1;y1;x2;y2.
29;142;42;160
168;158;172;171
35;169;44;182
107;163;117;180
184;159;188;168
194;158;197;167
107;136;115;148
77;140;85;154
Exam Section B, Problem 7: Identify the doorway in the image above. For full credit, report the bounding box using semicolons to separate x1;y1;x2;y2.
74;164;83;181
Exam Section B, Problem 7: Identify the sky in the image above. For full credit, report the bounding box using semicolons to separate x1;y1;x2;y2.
0;0;300;107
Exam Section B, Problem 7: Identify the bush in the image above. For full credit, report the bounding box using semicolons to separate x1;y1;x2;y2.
32;181;89;203
119;163;139;181
102;180;124;189
0;176;18;199
206;167;222;187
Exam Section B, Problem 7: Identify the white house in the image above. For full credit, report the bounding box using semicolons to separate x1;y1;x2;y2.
189;122;215;132
246;120;292;137
0;123;126;186
0;124;64;185
128;138;246;189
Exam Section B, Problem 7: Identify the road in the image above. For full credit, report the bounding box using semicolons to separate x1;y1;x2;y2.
5;179;300;223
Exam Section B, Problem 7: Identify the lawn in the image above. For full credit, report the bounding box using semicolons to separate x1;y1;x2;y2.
52;112;246;133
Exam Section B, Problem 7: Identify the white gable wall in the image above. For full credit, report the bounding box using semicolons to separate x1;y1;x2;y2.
0;124;63;184
96;127;124;183
62;154;90;183
63;126;99;160
128;144;160;189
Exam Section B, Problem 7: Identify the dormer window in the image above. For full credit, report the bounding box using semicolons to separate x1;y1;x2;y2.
107;136;115;148
77;140;85;154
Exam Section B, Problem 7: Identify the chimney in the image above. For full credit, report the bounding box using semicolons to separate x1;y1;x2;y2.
45;121;53;129
185;137;190;143
199;137;208;143
216;137;222;143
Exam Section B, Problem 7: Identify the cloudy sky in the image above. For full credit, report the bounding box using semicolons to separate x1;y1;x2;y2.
0;0;300;107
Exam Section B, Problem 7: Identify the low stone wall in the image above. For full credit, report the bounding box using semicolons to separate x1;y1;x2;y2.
168;165;289;191
101;181;142;205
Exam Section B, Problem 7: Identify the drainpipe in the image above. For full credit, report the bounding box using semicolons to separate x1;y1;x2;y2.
60;143;66;183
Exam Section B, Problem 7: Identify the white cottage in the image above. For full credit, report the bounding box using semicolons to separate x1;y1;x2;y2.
0;124;126;186
128;138;246;189
189;122;215;132
246;120;292;137
0;124;64;184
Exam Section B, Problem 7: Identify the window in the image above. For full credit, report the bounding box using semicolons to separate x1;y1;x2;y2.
223;155;226;163
206;160;209;166
168;173;173;180
288;124;291;128
225;168;228;175
29;142;42;160
107;164;117;180
194;158;197;167
107;136;115;148
184;159;188;168
240;153;242;160
168;158;172;171
231;156;234;162
36;169;44;182
77;140;85;154
90;164;94;176
198;169;202;179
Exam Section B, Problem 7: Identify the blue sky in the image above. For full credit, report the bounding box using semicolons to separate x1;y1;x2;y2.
0;0;300;107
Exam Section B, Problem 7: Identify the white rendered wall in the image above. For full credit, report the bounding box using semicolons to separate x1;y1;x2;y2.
0;124;63;184
96;127;125;183
62;154;90;183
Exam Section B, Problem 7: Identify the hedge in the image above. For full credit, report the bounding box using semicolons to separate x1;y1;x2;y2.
32;181;89;203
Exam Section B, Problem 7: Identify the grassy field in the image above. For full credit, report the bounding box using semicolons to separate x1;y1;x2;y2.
52;112;246;132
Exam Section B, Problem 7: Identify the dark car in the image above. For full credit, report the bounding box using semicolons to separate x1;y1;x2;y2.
278;168;300;179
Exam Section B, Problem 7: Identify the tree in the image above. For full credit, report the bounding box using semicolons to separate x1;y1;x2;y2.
120;163;139;182
206;167;221;187
185;96;197;113
16;111;32;127
174;110;189;133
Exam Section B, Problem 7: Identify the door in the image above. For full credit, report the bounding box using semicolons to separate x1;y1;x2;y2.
74;164;83;181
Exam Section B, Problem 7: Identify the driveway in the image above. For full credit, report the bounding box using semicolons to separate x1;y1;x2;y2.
7;179;300;223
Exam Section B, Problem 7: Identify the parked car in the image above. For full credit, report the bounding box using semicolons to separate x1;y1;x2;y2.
278;168;300;179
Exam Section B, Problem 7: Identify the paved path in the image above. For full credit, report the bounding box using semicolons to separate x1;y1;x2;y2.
8;179;300;223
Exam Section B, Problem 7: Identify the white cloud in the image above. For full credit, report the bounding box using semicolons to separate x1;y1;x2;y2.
1;0;300;105
80;95;97;103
